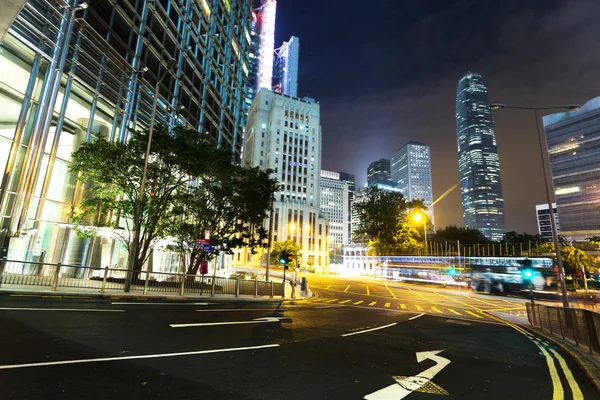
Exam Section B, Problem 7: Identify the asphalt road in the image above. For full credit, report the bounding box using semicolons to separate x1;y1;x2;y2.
0;279;596;399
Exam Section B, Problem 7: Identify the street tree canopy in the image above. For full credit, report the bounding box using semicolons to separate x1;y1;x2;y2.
270;240;302;266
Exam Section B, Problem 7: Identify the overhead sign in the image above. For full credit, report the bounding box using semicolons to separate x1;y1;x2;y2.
364;350;450;399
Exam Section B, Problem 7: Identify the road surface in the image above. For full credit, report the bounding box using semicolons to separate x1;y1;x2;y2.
0;276;595;399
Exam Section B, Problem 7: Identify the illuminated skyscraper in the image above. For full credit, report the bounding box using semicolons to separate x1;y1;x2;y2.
391;142;434;225
456;72;506;241
543;97;600;241
367;158;391;185
273;36;299;97
256;0;276;91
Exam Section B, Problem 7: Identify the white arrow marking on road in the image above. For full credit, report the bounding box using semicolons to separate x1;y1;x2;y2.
170;317;290;328
364;350;450;400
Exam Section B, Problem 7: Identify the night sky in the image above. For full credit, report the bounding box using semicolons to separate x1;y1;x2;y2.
273;0;600;234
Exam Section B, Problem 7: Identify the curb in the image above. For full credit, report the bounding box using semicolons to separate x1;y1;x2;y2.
0;289;286;302
484;311;600;394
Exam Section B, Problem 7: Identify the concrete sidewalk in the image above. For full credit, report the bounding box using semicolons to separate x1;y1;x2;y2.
0;284;311;302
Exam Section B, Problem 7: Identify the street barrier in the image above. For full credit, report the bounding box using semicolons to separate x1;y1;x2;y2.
526;302;600;354
0;258;285;298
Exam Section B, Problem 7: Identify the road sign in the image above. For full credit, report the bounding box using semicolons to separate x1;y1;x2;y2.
364;350;450;399
196;239;210;246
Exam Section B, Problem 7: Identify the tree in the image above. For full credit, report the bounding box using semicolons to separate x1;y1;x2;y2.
431;225;489;244
531;243;597;277
167;163;280;276
70;125;211;273
502;231;543;244
354;186;407;255
270;240;302;266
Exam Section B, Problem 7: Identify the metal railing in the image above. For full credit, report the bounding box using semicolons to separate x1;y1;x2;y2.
0;258;285;298
526;302;600;354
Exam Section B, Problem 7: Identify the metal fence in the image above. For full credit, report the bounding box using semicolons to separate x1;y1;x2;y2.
0;258;285;298
526;303;600;354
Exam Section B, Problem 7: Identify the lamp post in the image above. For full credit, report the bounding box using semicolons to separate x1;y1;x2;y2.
489;103;580;308
413;212;427;255
125;59;177;292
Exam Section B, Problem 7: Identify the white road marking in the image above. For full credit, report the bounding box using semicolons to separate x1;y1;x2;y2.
341;323;397;337
365;350;450;400
0;307;124;312
112;302;212;306
171;317;290;328
0;344;280;370
408;313;425;321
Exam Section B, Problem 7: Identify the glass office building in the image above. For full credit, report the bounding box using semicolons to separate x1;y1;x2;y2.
367;158;390;185
543;97;600;241
0;0;253;268
456;71;506;241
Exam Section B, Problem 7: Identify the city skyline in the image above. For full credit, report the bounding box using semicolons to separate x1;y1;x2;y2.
274;0;599;234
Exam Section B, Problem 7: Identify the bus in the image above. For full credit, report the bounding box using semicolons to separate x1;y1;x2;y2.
468;256;557;293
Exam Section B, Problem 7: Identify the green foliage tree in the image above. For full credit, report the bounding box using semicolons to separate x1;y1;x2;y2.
502;231;543;244
70;125;211;272
270;240;302;266
431;225;490;244
167;163;280;275
355;186;426;255
531;243;597;277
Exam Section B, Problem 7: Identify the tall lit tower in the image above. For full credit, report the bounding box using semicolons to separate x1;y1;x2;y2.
456;72;506;241
257;0;276;91
273;36;299;97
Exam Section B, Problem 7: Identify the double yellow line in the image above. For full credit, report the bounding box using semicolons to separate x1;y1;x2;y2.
485;313;583;400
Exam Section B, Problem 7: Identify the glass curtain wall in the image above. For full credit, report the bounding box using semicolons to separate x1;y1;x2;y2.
0;0;251;273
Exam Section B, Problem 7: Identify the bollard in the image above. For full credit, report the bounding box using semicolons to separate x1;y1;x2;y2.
180;274;185;296
254;279;258;298
101;267;109;293
0;258;6;288
51;262;61;291
143;270;150;295
235;278;239;298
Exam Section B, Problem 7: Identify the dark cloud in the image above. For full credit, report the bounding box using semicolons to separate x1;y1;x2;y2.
275;0;600;233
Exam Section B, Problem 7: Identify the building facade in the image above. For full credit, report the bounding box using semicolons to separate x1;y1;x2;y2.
238;88;329;269
273;36;299;97
456;71;506;241
391;141;434;225
0;0;253;268
320;170;353;247
536;203;560;242
351;188;368;242
367;158;391;186
543;97;600;241
255;0;276;92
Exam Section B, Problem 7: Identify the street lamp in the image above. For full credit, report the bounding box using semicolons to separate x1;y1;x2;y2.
489;103;580;308
125;58;177;292
413;211;427;255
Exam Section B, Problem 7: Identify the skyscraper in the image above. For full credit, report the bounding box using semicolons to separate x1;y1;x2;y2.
536;204;560;242
456;72;506;241
320;170;354;247
367;158;391;185
242;88;329;269
273;36;299;97
391;141;434;225
0;0;254;261
543;97;600;241
256;0;277;92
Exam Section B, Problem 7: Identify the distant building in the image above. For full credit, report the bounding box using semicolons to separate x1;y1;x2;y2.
367;158;391;185
391;141;434;225
338;172;356;243
351;188;369;242
273;36;299;97
543;96;600;241
320;170;354;247
456;71;506;241
536;203;560;242
239;88;329;269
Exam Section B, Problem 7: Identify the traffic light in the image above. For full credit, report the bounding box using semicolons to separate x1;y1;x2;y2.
520;258;534;281
279;251;288;265
448;268;457;277
286;252;294;264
